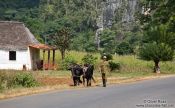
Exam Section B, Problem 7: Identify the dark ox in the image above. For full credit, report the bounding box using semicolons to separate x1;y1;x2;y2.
83;64;95;86
68;64;83;86
68;64;95;87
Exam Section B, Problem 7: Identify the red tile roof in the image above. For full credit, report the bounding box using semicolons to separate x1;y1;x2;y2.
29;44;57;50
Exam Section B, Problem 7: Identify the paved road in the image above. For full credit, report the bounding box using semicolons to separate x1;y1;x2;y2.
0;76;175;108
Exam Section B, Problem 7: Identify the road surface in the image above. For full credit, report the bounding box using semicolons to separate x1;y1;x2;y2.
0;76;175;108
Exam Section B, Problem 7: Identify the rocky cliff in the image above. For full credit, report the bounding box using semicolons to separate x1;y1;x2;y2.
95;0;140;49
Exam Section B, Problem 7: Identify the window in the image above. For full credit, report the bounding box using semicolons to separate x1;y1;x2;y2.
9;51;16;61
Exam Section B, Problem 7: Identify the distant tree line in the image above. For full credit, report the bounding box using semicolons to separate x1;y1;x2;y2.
0;0;142;56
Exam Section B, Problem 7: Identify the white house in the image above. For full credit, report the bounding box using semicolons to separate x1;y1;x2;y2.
0;21;56;70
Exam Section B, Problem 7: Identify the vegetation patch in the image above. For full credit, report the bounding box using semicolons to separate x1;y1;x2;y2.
82;54;97;65
108;61;121;71
0;71;16;91
14;73;39;88
0;72;39;92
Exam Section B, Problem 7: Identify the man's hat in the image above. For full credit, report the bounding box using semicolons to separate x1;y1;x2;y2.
103;56;107;59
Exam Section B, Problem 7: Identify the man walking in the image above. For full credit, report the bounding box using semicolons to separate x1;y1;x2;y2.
99;56;109;87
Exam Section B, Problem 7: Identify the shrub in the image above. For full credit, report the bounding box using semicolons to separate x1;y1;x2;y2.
14;73;39;88
0;72;7;91
61;55;77;70
116;42;133;55
82;54;97;65
0;72;15;91
109;61;121;71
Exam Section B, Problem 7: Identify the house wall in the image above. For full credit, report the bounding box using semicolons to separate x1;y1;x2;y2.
29;47;40;70
0;49;32;70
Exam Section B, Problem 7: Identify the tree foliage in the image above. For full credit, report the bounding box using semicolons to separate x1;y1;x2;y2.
99;29;116;53
138;0;175;73
139;42;174;62
139;25;174;73
143;25;175;49
52;27;72;60
139;0;175;30
82;54;97;65
116;42;133;55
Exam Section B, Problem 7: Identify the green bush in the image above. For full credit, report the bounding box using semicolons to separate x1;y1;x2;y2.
14;73;39;88
82;54;97;65
116;42;133;55
61;55;77;70
109;61;121;71
0;72;15;91
0;72;6;90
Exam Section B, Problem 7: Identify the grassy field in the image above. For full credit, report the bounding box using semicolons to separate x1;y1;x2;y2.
41;50;175;74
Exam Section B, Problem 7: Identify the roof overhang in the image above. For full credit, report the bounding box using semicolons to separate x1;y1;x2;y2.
29;44;57;50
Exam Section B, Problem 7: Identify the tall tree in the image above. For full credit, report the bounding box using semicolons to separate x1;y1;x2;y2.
99;29;116;53
138;0;175;73
139;25;174;73
52;27;71;60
